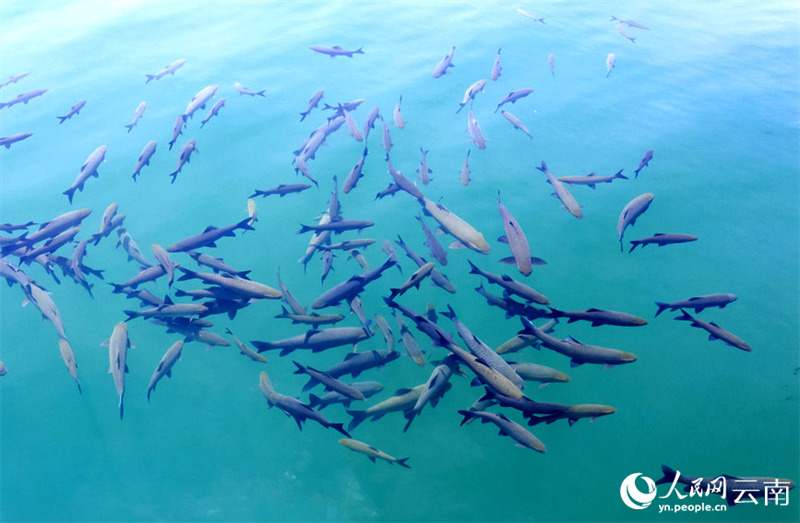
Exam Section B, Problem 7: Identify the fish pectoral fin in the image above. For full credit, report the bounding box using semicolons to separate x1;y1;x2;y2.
124;363;129;373
165;369;172;378
569;359;584;367
708;334;718;341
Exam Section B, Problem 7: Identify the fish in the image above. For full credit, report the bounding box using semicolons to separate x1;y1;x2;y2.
251;326;370;356
300;88;324;121
373;314;395;351
297;219;374;235
501;110;533;138
251;183;311;198
320;250;335;285
457;410;546;453
387;159;423;200
0;88;47;109
339;105;363;142
507;361;570;387
63;145;107;204
456;79;488;114
467;261;549;304
18;226;81;264
69;239;90;284
146;341;183;401
293;361;365;400
547;307;647;327
176;267;281;300
362;106;381;140
275;306;344;327
519;317;638;367
346;385;425;431
247;198;257;226
433;46;456;78
381;118;393;158
324;350;400;380
394;235;456;293
308;45;364;58
105;321;132;419
339;439;410;468
308;382;384;410
224;328;266;362
629;233;698;252
116;228;154;268
389;262;435;300
181;84;219;122
467;110;487;150
200;98;226;127
610;16;651;30
558;169;627;189
349;249;368;270
654;465;795;506
442;305;525;390
156;318;229;347
168;139;198;183
123;296;208;321
417;214;447;265
548;54;555;76
375;183;401;200
497;192;534;276
460;150;471;186
311;257;397;309
417;147;433;184
298;213;332;269
259;371;351;437
168;115;184;150
537;161;582;219
343;148;369;194
617;193;654;251
145;59;186;83
395;309;425;366
516;8;545;23
0;221;35;233
393;96;406;128
276;270;306;315
0;361;6;376
132;140;157;181
109;265;167;292
606;53;616;78
151;244;175;286
125;101;147;132
477;389;569;418
615;23;636;44
528;404;616;426
495;88;534;113
491;49;502;81
403;361;456;431
57;339;81;393
234;82;265;97
674;310;752;352
654;294;738;317
166;217;254;252
634;149;653;178
57;100;86;123
0;132;33;149
24;282;68;339
0;71;29;88
421;196;491;254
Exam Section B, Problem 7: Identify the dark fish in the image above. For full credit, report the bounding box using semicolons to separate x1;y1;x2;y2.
674;309;752;352
166;218;254;252
629;233;697;252
654;294;737;317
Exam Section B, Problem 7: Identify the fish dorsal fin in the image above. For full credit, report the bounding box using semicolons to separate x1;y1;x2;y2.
333;46;342;50
688;296;702;301
448;240;468;250
343;352;359;360
586;308;603;312
395;388;413;395
497;235;509;244
654;233;666;236
203;225;217;233
163;295;174;305
564;336;581;344
500;274;514;282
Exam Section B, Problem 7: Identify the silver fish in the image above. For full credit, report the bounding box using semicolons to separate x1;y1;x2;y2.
147;340;183;401
225;328;267;363
491;48;502;81
461;150;471;186
300;88;324;121
234;82;265;97
151;244;174;286
617;193;654;250
0;88;47;109
393;96;405;128
467;110;487;150
558;169;627;188
634;149;653;178
433;46;456;78
0;132;33;149
63;145;107;203
458;410;546;453
200;98;226;128
457;79;487;113
501;110;532;139
168;115;183;150
145;59;186;83
537;161;582;219
674;310;752;352
106;322;132;419
497;191;533;276
606;53;616;78
58;338;81;393
132;140;157;181
251;326;370;356
125;101;146;132
308;45;364;58
57;100;86;123
339;438;410;468
182;85;218;122
495;88;534;113
629;232;697;252
168;139;198;183
421;197;490;254
654;294;737;317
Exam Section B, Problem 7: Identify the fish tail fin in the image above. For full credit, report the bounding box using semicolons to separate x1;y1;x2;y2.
345;410;368;431
109;282;126;294
655;465;678;485
297;224;311;235
396;457;411;469
125;124;134;132
63;187;76;204
331;422;351;438
466;259;481;275
402;412;416;433
57;115;68;124
456;409;475;426
654;302;669;317
122;310;138;322
628;241;640;253
145;74;155;83
355;47;364;55
615;169;628;180
674;309;693;322
236;217;256;233
388;288;400;299
299;111;309;121
168;170;179;184
307;393;321;408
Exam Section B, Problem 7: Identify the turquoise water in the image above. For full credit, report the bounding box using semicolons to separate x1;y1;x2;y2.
1;1;799;522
